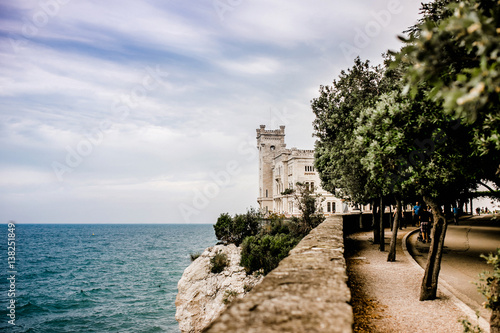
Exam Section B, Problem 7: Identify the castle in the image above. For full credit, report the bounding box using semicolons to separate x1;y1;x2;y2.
256;125;346;216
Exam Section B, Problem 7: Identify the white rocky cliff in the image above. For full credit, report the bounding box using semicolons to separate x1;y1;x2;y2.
175;244;263;333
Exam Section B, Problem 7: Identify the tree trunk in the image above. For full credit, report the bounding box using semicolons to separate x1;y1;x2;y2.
387;198;401;262
420;196;448;301
372;199;380;244
359;211;363;230
389;204;393;230
379;196;385;252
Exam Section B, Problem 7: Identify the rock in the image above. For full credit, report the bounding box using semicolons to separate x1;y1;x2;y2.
175;244;263;333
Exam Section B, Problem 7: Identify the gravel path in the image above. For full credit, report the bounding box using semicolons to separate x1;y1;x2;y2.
345;228;489;333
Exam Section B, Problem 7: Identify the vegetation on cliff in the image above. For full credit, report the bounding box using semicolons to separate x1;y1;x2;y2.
213;182;325;275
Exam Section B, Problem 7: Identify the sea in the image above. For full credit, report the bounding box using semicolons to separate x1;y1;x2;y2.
0;224;217;333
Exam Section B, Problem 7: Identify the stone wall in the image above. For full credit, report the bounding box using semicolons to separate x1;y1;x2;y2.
203;215;353;333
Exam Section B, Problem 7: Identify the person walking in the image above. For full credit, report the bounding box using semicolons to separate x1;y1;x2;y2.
453;206;459;225
420;207;432;243
413;202;421;227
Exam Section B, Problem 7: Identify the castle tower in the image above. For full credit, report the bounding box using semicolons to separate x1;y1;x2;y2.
256;125;286;213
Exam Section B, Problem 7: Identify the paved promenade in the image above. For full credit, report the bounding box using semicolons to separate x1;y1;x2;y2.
345;227;490;333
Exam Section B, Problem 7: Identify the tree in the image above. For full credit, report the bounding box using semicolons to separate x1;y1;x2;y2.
312;0;500;305
355;81;492;299
312;57;390;247
312;57;384;204
213;209;261;246
395;0;500;301
387;199;402;262
399;0;500;155
293;182;325;234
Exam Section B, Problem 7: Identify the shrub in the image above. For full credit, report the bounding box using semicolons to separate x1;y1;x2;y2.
190;252;201;261
477;248;500;331
294;182;326;233
210;252;229;274
213;209;262;245
240;233;300;275
222;290;239;305
213;213;233;244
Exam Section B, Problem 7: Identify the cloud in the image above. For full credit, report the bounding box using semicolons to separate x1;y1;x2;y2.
217;56;281;75
0;0;423;223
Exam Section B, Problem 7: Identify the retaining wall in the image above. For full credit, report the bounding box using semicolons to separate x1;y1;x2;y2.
203;215;353;333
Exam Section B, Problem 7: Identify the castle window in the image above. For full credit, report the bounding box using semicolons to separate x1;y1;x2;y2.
266;189;268;198
327;202;331;213
270;145;275;151
311;182;314;191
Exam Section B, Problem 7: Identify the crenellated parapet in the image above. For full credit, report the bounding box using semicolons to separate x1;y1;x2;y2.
256;124;285;137
256;125;341;216
290;148;315;156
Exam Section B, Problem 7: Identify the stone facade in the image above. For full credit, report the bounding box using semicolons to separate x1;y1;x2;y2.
256;125;348;216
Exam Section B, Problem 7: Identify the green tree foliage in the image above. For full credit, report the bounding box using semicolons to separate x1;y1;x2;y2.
393;0;500;300
399;0;500;153
311;0;500;304
354;81;495;294
213;208;261;246
293;182;325;233
239;215;308;275
217;183;326;275
312;57;386;203
240;233;300;275
355;88;486;202
478;249;500;332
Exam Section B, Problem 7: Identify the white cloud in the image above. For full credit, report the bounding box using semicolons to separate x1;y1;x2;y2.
0;0;423;223
217;56;281;75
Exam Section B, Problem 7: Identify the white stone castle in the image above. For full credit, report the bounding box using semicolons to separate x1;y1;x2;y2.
256;125;347;216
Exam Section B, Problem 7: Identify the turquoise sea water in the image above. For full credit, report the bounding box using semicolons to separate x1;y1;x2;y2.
0;224;216;333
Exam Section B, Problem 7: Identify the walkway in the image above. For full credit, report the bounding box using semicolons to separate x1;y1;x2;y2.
345;227;490;333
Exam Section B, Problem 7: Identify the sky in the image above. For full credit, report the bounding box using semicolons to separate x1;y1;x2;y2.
0;0;430;224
